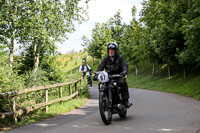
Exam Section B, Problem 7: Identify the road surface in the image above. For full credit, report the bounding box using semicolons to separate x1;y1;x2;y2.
4;85;200;133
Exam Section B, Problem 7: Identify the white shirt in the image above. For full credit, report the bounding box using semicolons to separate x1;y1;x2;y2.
79;64;91;76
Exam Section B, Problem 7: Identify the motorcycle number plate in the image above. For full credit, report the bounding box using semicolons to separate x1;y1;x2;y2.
98;71;109;83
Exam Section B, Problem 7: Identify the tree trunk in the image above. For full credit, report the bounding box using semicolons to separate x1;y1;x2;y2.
9;1;17;68
184;64;187;79
9;32;15;68
99;59;101;64
135;64;138;76
33;38;37;69
152;62;155;77
92;57;94;66
34;40;41;73
167;64;171;78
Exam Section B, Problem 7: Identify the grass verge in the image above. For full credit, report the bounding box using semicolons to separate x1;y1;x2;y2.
127;71;200;100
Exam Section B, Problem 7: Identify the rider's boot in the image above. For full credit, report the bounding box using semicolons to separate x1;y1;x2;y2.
123;99;132;108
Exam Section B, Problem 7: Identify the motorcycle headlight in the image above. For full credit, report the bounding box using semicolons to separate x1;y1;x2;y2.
113;82;117;86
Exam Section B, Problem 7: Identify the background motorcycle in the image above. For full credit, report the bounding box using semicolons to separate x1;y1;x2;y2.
83;71;92;86
86;72;92;86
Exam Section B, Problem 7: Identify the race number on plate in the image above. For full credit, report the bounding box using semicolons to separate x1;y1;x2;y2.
98;71;109;83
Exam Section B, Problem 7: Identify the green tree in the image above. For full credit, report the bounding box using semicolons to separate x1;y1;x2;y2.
18;0;89;72
120;6;146;75
107;10;123;42
87;23;114;62
120;21;145;75
81;35;96;65
179;0;200;78
140;0;190;78
0;0;22;67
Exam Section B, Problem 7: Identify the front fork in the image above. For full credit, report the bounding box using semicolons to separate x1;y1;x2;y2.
108;86;112;109
99;84;112;109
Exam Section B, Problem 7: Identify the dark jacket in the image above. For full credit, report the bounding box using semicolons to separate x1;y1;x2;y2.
97;54;128;75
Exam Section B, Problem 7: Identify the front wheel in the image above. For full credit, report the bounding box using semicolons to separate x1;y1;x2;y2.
99;92;112;125
118;108;127;118
87;76;92;86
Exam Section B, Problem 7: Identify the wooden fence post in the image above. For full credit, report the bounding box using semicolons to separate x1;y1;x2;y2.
80;79;82;90
60;87;63;104
78;78;81;91
69;84;72;95
60;87;63;98
45;89;48;112
11;97;17;123
75;82;78;98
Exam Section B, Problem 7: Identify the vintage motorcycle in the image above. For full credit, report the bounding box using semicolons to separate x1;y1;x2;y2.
94;71;131;125
83;71;92;86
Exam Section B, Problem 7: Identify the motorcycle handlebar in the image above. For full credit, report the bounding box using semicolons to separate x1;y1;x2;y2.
94;71;125;78
109;74;123;78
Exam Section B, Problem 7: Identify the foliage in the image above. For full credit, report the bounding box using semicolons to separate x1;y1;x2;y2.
0;55;24;112
86;23;114;59
83;0;200;79
0;56;24;93
0;51;90;128
23;68;49;88
0;0;92;128
107;10;123;42
0;0;90;72
40;55;65;83
0;44;7;57
137;0;199;77
180;0;200;64
120;17;146;66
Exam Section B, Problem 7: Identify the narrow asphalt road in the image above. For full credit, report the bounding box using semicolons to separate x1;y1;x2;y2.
4;85;200;133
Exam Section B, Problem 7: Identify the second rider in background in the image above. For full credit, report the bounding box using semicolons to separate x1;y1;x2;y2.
79;59;93;86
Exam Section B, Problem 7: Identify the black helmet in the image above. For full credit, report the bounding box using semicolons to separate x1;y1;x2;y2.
107;42;119;54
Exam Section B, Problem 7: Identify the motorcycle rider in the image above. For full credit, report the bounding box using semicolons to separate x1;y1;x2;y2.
79;59;93;86
94;42;132;108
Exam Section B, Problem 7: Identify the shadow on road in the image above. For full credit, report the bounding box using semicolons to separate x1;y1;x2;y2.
112;115;135;123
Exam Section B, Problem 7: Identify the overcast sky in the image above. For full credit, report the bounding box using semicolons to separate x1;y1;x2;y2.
57;0;143;54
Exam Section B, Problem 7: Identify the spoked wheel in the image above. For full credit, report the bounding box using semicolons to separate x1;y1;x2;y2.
118;108;127;118
99;92;112;125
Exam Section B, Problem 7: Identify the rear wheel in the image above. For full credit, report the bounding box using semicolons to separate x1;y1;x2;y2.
99;92;112;125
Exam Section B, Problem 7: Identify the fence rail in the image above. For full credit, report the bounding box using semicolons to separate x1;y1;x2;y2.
0;77;84;123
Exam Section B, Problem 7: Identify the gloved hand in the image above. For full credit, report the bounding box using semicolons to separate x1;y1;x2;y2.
106;70;110;74
120;71;127;76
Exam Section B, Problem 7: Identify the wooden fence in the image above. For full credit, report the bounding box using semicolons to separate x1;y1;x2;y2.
0;77;84;123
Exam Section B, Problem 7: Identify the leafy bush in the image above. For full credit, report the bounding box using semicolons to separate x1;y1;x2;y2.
24;68;49;88
0;56;25;112
0;56;24;93
40;55;66;83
